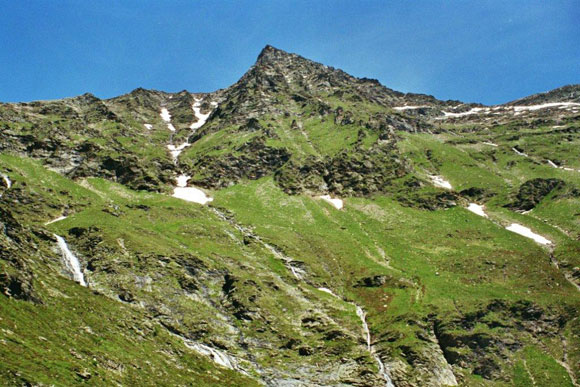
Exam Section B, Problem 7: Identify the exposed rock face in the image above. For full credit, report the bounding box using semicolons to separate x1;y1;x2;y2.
186;136;291;189
276;143;408;196
0;206;41;302
434;300;566;381
508;178;566;211
507;84;580;105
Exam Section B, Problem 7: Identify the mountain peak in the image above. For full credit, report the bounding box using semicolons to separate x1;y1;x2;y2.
256;44;294;64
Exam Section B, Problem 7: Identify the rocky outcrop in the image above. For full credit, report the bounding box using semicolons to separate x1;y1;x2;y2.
507;178;566;211
276;143;408;196
187;136;291;189
0;207;41;302
434;300;566;381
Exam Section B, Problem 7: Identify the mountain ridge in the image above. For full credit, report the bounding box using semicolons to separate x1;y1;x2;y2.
1;45;579;386
5;45;578;107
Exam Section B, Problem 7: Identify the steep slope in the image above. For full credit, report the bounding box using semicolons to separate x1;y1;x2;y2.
507;84;580;105
1;45;579;386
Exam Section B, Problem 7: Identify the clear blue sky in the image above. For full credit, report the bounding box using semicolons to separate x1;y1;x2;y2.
1;1;578;104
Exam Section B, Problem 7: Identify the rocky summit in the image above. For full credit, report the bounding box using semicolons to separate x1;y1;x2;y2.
1;45;579;386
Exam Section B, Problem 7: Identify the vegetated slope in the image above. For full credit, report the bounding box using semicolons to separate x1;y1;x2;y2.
1;45;579;386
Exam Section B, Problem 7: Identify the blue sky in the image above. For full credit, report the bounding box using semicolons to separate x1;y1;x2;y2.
1;1;578;104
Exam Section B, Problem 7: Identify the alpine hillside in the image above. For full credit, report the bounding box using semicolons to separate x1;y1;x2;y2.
1;45;579;386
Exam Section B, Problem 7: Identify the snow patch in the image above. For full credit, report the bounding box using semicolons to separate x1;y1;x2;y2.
429;175;453;190
176;174;189;187
167;142;190;161
144;123;153;130
317;287;338;297
165;99;217;163
190;99;212;130
160;108;175;131
513;102;580;112
45;216;68;225
2;174;11;189
482;142;498;147
547;160;579;173
393;105;429;111
439;107;488;118
319;195;343;209
505;223;551;245
512;147;528;157
467;203;487;218
55;235;87;286
172;175;213;205
160;108;171;122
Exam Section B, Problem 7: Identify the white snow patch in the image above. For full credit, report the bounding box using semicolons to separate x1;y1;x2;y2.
467;203;488;218
546;161;579;173
165;99;217;162
172;175;213;205
167;142;190;161
317;287;338;297
144;123;153;130
176;174;190;187
55;235;87;286
190;99;212;130
482;142;498;147
512;147;528;157
160;108;175;131
160;108;171;122
45;216;68;225
393;105;429;111
319;194;343;209
506;223;551;245
512;102;580;112
429;175;453;190
2;174;11;189
439;107;488;118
